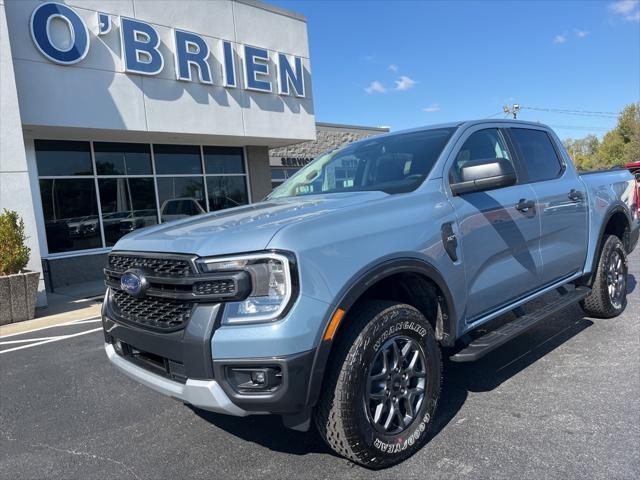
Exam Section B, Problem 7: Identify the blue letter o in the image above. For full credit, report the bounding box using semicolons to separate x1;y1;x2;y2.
30;2;90;65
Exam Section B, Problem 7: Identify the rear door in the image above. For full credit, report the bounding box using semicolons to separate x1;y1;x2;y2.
506;127;588;285
447;126;543;321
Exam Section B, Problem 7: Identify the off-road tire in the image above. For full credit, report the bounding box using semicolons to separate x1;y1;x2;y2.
314;301;442;468
580;234;628;318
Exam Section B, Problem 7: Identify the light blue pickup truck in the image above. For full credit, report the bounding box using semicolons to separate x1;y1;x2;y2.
102;120;638;467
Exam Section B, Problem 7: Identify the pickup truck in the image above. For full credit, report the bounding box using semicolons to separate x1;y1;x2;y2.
102;120;638;468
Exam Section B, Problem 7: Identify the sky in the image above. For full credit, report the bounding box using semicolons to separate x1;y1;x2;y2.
271;0;640;140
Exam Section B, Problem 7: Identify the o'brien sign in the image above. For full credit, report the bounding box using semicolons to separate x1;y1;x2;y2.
29;2;307;97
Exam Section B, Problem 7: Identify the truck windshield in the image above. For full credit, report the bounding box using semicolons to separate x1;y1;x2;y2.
268;127;456;198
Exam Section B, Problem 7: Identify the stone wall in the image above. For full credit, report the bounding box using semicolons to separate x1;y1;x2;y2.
270;123;389;164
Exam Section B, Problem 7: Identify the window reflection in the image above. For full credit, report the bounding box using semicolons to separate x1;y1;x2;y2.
154;145;202;175
156;177;206;222
98;178;158;246
39;179;102;253
35;140;251;253
207;176;248;211
35;140;93;176
203;146;245;174
94;142;152;176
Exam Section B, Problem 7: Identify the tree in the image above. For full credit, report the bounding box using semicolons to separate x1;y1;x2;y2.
0;209;31;276
563;102;640;171
563;135;600;171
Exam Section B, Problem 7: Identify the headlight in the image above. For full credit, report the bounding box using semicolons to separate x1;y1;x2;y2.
197;252;297;324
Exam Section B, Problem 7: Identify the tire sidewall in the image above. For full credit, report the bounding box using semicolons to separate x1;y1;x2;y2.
347;305;441;461
598;235;628;313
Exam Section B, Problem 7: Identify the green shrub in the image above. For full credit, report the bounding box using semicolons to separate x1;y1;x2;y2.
0;209;31;276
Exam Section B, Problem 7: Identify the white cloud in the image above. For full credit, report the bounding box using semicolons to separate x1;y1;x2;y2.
609;0;640;21
422;103;440;113
365;80;386;94
554;34;567;44
574;28;589;37
389;64;398;72
394;76;417;91
610;0;638;14
365;75;418;94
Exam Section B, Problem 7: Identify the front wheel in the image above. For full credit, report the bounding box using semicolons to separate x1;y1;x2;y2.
314;301;441;468
580;234;628;318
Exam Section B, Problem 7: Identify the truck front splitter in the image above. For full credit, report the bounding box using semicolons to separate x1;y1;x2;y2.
105;343;250;416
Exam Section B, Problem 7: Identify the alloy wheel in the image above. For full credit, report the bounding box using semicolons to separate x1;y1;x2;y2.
364;336;427;435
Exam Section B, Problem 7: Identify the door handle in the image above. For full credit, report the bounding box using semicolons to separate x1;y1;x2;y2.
568;189;584;202
515;199;535;212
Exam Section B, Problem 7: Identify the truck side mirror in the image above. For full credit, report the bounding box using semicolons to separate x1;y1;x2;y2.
450;158;517;195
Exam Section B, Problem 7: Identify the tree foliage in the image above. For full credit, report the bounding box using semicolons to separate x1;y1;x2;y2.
563;102;640;171
0;209;31;276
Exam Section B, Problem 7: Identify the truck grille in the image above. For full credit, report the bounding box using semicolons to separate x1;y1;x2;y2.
108;254;194;277
193;279;237;296
111;290;192;331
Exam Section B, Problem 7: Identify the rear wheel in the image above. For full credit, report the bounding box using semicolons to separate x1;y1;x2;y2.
580;234;628;318
314;301;441;468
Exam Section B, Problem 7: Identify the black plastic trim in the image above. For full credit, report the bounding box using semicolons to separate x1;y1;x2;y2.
581;204;633;286
304;257;457;409
213;349;315;414
105;268;252;302
108;251;199;274
103;300;221;379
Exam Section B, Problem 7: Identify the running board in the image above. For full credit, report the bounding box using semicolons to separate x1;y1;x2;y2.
450;286;591;363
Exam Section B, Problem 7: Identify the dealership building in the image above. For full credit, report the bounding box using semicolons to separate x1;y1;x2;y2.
0;0;387;307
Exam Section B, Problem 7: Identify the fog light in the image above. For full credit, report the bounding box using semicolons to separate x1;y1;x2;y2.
251;370;266;385
226;366;282;393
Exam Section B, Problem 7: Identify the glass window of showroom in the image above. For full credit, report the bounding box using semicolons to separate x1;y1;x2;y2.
35;140;249;254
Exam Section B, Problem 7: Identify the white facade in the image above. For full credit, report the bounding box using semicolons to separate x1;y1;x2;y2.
0;0;315;307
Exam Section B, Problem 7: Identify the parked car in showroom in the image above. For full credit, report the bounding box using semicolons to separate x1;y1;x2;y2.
102;120;638;468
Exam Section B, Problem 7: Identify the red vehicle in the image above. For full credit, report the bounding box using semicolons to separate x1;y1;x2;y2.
625;161;640;218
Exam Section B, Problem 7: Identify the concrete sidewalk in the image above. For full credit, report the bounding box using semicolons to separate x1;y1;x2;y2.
0;280;104;337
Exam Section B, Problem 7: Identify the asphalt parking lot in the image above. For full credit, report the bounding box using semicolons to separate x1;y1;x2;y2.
1;250;638;480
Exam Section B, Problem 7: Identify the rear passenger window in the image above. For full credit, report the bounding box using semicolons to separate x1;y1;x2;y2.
510;128;563;182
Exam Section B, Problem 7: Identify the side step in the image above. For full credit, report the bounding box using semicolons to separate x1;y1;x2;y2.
450;286;591;362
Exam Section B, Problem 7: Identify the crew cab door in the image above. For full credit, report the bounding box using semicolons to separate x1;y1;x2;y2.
447;127;543;321
506;127;588;285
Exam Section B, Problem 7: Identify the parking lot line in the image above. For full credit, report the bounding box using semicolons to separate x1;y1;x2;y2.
0;327;103;354
0;336;60;345
0;316;101;339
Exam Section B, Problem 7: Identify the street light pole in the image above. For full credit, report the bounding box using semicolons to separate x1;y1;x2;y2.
503;104;521;119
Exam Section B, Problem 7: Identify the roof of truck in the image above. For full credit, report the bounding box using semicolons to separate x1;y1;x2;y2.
366;119;552;140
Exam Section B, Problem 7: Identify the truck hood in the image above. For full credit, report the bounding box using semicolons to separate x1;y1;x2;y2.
113;191;386;257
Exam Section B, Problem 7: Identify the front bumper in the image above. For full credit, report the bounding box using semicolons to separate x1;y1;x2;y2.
105;343;248;416
102;291;319;415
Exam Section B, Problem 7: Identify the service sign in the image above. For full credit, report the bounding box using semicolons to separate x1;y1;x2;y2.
29;2;307;97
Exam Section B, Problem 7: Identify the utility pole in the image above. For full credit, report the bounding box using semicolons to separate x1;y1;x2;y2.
503;104;520;119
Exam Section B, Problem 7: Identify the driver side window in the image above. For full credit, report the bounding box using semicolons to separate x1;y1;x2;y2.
450;129;512;183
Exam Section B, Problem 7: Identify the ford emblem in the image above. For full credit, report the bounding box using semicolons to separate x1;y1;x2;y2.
120;269;148;297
